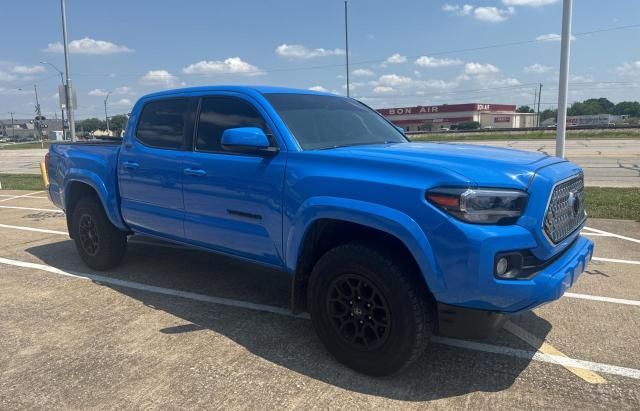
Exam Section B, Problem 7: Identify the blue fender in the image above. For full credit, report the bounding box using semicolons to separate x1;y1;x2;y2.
286;196;447;295
63;168;128;231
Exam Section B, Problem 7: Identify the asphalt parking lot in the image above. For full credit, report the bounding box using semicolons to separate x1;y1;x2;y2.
0;190;639;409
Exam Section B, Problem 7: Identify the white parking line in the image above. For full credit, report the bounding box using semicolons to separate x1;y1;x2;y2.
581;232;613;237
0;190;45;203
0;205;63;213
0;194;48;199
0;222;638;307
0;223;67;235
592;257;640;265
584;226;640;244
0;255;639;381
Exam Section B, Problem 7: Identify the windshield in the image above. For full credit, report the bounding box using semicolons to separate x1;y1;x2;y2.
264;93;407;150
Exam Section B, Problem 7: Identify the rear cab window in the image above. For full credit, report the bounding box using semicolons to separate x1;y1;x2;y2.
136;98;189;149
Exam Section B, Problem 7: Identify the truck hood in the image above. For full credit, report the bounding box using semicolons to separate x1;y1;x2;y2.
327;142;566;189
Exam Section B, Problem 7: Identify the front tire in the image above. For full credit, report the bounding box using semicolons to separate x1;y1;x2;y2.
308;242;433;376
71;196;127;270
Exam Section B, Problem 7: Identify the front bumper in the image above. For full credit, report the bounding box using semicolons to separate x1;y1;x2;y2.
427;216;594;313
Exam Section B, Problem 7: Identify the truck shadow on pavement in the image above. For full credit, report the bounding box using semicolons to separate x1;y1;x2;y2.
26;238;552;402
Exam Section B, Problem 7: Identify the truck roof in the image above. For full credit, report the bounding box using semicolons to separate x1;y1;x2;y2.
140;85;335;101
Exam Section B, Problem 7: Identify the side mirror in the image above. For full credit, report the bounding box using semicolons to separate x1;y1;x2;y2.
220;127;278;155
394;125;405;134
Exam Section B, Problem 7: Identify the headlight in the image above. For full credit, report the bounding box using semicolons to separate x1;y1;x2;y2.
426;187;528;224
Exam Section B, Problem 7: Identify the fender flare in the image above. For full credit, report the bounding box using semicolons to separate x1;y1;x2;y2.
286;196;446;294
63;168;127;231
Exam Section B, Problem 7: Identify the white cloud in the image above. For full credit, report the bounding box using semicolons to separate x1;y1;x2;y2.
464;62;500;75
113;98;132;106
443;4;514;22
141;70;181;88
442;4;473;15
88;86;134;97
615;61;640;77
352;68;375;77
502;0;559;6
570;74;594;83
473;6;515;22
308;86;329;92
88;89;109;97
11;65;46;74
182;57;262;76
378;74;413;87
45;37;133;54
486;77;521;87
524;63;552;73
373;86;395;95
385;53;407;64
415;56;463;67
536;33;576;42
275;44;344;59
0;71;17;82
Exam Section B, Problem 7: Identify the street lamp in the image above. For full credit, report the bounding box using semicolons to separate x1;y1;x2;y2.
104;91;113;134
40;61;66;140
60;0;76;142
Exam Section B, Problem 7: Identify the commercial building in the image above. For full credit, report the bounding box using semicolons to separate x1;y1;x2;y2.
377;103;538;131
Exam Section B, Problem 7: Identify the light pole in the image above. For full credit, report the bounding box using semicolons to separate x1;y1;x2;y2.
40;61;66;140
556;0;573;158
104;91;112;134
60;0;76;142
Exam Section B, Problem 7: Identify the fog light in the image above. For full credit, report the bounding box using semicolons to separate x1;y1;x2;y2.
496;257;509;276
494;252;524;279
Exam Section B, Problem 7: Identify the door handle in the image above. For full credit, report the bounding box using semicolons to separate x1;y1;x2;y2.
122;161;139;169
183;168;207;176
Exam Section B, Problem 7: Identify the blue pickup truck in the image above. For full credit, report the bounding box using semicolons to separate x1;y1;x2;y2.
45;86;593;375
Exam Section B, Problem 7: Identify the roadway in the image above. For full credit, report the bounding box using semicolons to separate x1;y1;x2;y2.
0;139;638;187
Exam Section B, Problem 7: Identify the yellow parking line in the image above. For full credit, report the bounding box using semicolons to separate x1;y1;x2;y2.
503;321;607;384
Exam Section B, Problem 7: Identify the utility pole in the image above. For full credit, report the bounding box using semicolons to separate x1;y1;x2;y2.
344;1;350;97
536;83;543;128
10;111;15;140
60;0;76;142
556;0;573;158
40;61;66;140
104;91;112;134
34;85;44;148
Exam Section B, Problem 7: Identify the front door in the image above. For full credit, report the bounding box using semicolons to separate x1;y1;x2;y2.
182;94;286;267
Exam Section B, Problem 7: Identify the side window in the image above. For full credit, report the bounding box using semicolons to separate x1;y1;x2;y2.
196;97;268;152
136;98;188;149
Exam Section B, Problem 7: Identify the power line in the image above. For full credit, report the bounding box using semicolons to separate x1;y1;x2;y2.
68;23;640;79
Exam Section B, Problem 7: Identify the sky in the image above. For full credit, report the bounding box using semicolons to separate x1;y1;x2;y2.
1;0;639;120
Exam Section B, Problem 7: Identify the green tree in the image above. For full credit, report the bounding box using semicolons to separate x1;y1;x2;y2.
77;118;106;132
612;101;640;117
540;108;557;122
109;114;128;136
517;105;535;113
457;121;480;130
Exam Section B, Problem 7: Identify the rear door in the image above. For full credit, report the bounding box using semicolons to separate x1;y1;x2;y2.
118;97;195;240
182;94;286;267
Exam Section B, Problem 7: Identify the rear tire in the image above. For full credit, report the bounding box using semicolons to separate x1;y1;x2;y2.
308;242;433;376
71;196;127;270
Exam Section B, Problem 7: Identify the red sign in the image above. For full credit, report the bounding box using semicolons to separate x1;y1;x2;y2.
377;103;516;116
494;116;511;123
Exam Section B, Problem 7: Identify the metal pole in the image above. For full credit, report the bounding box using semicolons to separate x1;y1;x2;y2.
39;62;66;140
60;0;76;142
34;85;44;148
536;83;543;128
10;112;15;140
556;0;573;158
344;1;350;97
104;91;112;134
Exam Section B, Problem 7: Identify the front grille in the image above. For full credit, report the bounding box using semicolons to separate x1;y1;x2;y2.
543;173;586;244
